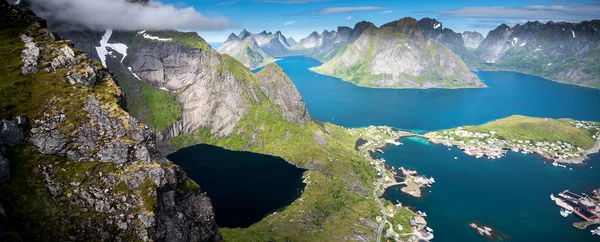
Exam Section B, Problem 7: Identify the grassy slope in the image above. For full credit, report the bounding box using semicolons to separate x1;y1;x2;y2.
170;55;399;241
447;115;598;149
0;21;171;241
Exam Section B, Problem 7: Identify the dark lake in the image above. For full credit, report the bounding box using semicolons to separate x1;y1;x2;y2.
167;144;306;228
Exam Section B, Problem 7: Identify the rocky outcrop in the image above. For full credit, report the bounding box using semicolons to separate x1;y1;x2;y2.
475;20;600;88
255;63;310;124
129;40;257;139
417;18;468;57
0;119;24;184
0;2;221;241
462;31;484;49
312;17;485;89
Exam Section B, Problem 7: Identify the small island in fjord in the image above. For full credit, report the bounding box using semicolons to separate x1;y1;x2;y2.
426;115;600;164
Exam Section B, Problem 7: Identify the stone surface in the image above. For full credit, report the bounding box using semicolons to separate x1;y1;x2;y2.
0;120;24;147
255;63;310;124
20;34;40;75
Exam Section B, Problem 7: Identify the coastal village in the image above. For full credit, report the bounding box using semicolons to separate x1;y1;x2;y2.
550;189;600;236
425;120;600;165
348;126;435;241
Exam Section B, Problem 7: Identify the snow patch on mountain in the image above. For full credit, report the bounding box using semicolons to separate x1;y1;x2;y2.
137;30;172;41
95;29;128;67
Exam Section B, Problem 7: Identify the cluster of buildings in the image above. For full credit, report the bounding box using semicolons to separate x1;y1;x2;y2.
551;190;600;222
426;123;599;162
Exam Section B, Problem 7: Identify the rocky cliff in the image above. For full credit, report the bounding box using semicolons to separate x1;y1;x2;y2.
217;34;274;70
0;2;221;241
474;20;600;88
417;18;471;59
255;64;310;124
462;31;484;49
311;17;485;89
218;29;293;68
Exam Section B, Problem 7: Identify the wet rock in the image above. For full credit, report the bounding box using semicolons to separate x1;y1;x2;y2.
20;34;40;75
0;120;23;146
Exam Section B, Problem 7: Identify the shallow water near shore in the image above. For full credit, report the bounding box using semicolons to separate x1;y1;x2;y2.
274;56;600;241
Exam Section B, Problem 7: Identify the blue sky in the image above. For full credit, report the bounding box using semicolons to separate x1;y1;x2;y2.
159;0;600;42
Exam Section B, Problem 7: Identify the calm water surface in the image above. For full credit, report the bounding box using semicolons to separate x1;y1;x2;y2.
167;144;306;228
275;56;600;241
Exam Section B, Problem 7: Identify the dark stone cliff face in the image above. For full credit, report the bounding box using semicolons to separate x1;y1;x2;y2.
0;2;221;241
255;64;310;124
475;20;600;88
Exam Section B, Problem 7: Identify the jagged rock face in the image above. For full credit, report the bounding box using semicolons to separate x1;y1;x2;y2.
286;36;297;46
130;42;256;139
476;20;600;87
313;17;485;88
218;36;272;69
417;18;467;56
462;31;484;49
0;2;221;241
255;64;310;124
219;29;293;67
299;31;321;49
477;23;513;62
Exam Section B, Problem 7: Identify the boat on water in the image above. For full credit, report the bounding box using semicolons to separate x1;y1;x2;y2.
454;157;458;160
591;226;600;236
552;161;558;167
560;208;573;217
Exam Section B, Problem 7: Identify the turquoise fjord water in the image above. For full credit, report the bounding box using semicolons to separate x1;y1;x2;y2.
273;56;600;241
167;144;306;228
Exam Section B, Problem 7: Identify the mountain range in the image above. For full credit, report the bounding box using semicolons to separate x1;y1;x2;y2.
221;17;600;89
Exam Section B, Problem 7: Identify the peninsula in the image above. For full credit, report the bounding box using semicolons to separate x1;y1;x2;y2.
425;115;600;164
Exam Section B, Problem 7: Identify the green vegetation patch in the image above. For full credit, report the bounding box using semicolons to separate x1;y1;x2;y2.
454;115;598;149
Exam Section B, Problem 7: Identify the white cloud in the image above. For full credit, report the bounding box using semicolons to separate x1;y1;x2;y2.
284;20;297;25
345;16;352;21
381;10;394;14
314;6;382;15
26;0;231;31
438;4;600;22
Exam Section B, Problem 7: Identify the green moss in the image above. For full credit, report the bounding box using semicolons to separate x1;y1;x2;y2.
178;178;201;193
139;178;157;211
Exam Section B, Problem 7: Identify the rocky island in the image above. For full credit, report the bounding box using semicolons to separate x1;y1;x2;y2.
426;115;600;164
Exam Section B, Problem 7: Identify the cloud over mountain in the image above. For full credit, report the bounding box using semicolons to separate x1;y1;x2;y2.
24;0;231;31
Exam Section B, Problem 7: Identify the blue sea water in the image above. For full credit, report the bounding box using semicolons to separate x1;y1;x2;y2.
274;56;600;241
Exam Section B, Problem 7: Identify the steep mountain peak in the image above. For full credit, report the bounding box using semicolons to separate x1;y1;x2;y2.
287;36;297;46
309;31;320;38
258;30;269;36
275;30;282;36
418;17;442;29
255;63;310;124
239;29;251;39
462;31;484;49
226;33;240;42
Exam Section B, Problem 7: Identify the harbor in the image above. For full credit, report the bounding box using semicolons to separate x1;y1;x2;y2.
550;190;600;236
